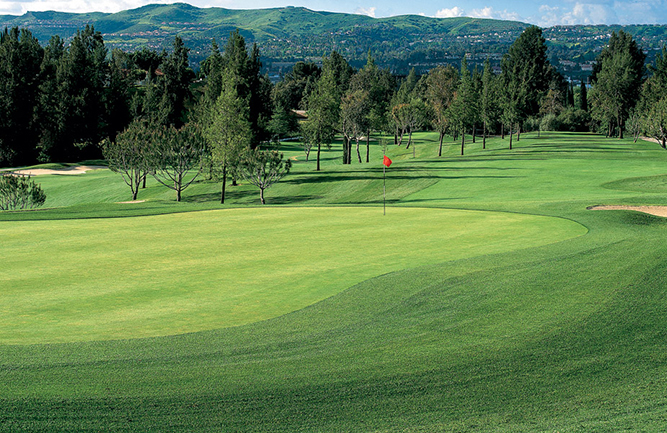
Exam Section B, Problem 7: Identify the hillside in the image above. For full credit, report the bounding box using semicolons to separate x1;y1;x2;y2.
2;3;666;78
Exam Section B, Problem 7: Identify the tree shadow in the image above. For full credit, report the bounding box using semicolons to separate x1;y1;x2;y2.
182;188;255;203
263;194;325;205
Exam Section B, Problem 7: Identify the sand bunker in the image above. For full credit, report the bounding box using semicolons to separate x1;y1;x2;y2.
11;165;106;176
116;200;146;204
588;205;667;218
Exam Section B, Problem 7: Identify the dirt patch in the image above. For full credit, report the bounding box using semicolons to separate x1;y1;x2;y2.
588;205;667;218
117;200;146;204
12;165;106;176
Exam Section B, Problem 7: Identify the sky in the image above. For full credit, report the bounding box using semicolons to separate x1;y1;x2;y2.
1;0;666;26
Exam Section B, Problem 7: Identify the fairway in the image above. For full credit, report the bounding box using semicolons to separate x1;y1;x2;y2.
0;206;584;344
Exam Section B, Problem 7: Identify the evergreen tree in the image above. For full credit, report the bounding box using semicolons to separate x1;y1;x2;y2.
590;31;645;138
580;79;588;112
52;25;108;161
0;27;43;165
205;70;252;203
500;25;552;143
480;58;498;150
156;35;193;128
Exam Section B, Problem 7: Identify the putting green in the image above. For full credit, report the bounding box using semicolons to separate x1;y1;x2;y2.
0;207;586;344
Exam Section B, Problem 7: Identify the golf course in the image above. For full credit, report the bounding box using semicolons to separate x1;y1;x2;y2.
2;131;667;431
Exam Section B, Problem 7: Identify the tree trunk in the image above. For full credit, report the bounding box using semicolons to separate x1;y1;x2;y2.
482;121;487;150
438;131;444;156
316;142;321;171
176;188;181;202
509;125;513;150
662;137;666;149
343;136;349;164
516;123;521;141
501;123;505;139
132;188;138;201
356;139;362;163
472;124;476;143
366;130;370;163
259;187;265;205
142;172;147;188
220;164;227;204
461;129;465;156
406;127;412;149
394;131;398;145
175;175;181;202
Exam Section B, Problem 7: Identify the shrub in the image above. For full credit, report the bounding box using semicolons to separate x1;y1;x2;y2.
557;109;591;132
539;114;561;132
0;174;46;211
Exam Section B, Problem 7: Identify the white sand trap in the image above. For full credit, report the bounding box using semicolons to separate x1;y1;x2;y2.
588;205;667;218
117;200;146;204
12;165;106;176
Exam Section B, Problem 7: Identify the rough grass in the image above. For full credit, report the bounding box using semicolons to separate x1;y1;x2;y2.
1;131;667;431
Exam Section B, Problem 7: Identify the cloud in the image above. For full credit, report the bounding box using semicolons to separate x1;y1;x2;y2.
562;3;617;24
0;1;24;14
537;2;619;25
435;6;464;18
0;0;176;15
355;6;376;18
469;6;521;21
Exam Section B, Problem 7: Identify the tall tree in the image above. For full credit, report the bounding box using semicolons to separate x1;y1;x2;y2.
54;25;108;161
156;35;193;128
205;71;252;203
590;30;645;139
220;30;273;146
105;48;136;143
0;27;43;165
302;65;339;171
426;65;459;156
590;51;640;139
448;56;477;155
201;39;224;105
340;89;370;163
480;59;499;150
580;79;588;112
348;52;395;162
35;35;65;162
500;25;552;143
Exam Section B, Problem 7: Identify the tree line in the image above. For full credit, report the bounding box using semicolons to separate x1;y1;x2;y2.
0;24;662;205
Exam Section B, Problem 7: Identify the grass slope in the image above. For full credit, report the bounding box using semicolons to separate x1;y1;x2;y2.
0;207;583;344
1;132;667;431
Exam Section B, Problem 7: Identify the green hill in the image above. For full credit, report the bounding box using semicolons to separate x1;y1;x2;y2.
2;4;667;83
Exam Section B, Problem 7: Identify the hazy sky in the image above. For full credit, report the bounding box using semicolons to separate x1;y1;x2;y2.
1;0;666;26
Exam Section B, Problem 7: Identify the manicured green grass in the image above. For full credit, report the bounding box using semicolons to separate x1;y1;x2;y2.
0;207;584;344
2;131;667;431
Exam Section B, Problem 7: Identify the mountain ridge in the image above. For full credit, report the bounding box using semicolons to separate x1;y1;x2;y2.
2;3;666;79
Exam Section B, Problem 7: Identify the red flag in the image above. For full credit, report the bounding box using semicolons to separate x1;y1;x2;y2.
383;155;392;167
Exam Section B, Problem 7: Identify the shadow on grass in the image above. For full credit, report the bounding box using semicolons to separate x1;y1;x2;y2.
286;173;522;185
182;188;257;203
